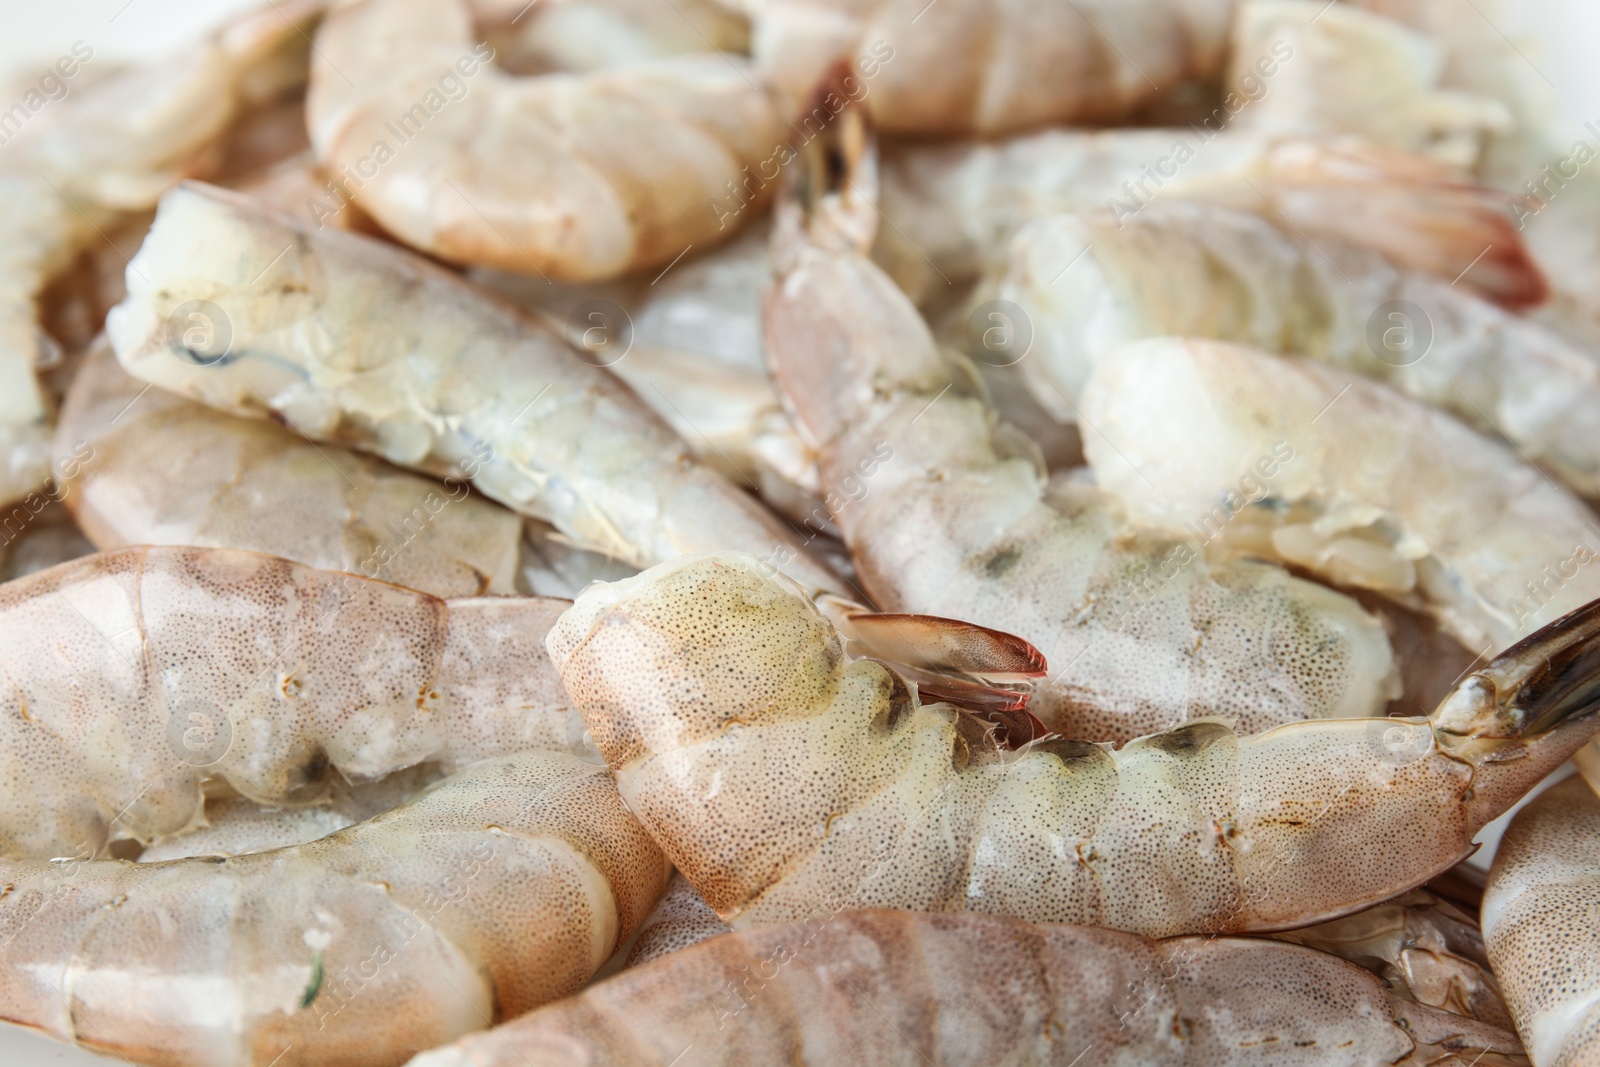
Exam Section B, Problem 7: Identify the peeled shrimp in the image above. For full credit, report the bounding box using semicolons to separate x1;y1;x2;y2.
766;175;1398;741
1225;0;1509;168
0;751;669;1067
305;0;784;281
475;0;750;73
548;551;1600;935
745;0;1234;136
1081;338;1600;652
58;338;524;600
0;1;323;508
477;221;820;520
1482;770;1600;1066
408;909;1525;1067
877;134;1541;312
1003;200;1600;497
0;546;585;859
105;182;841;596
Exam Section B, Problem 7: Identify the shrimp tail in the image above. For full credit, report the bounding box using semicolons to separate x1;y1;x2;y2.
1188;138;1549;309
1436;595;1600;740
1434;596;1600;830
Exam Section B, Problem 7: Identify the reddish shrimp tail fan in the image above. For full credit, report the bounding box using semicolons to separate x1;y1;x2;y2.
821;599;1050;746
1241;138;1548;309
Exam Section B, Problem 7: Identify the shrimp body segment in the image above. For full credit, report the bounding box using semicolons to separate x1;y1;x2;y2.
0;546;584;859
0;751;670;1067
307;0;785;281
105;182;840;595
407;909;1525;1067
1005;201;1600;497
1081;338;1600;651
59;339;524;599
1482;773;1600;1066
548;552;1600;936
748;0;1235;136
766;196;1398;741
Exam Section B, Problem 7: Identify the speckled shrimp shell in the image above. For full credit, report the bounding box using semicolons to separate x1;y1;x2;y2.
1002;200;1600;498
1482;769;1600;1066
1275;889;1514;1031
0;0;323;510
548;551;1600;936
766;182;1399;742
56;339;525;600
0;545;586;860
1080;338;1600;653
305;0;785;281
620;876;1516;1032
745;0;1235;136
624;872;732;968
105;182;842;597
405;909;1525;1067
0;751;670;1067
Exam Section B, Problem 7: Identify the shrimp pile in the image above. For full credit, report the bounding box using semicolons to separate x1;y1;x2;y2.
4;0;1600;1064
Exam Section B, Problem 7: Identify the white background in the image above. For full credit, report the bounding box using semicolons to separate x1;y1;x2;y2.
0;1;1596;1064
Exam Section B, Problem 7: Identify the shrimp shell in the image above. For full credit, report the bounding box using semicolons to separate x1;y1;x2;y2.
877;134;1542;312
105;182;841;595
1482;772;1600;1066
1002;200;1600;497
0;751;669;1067
306;0;785;281
0;546;583;859
624;871;731;968
406;909;1525;1067
747;0;1234;135
547;551;1600;936
1080;338;1600;651
58;339;524;600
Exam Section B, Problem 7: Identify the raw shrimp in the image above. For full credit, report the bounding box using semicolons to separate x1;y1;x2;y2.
548;551;1600;935
1275;889;1513;1030
1002;200;1600;497
0;545;587;859
1080;338;1600;652
0;751;670;1067
877;134;1542;312
477;222;821;520
105;182;842;596
625;872;731;968
1225;0;1509;167
58;338;525;599
627;876;1516;1028
1482;771;1600;1066
474;0;750;73
766;175;1398;741
407;909;1526;1067
0;1;324;508
745;0;1234;136
305;0;785;281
